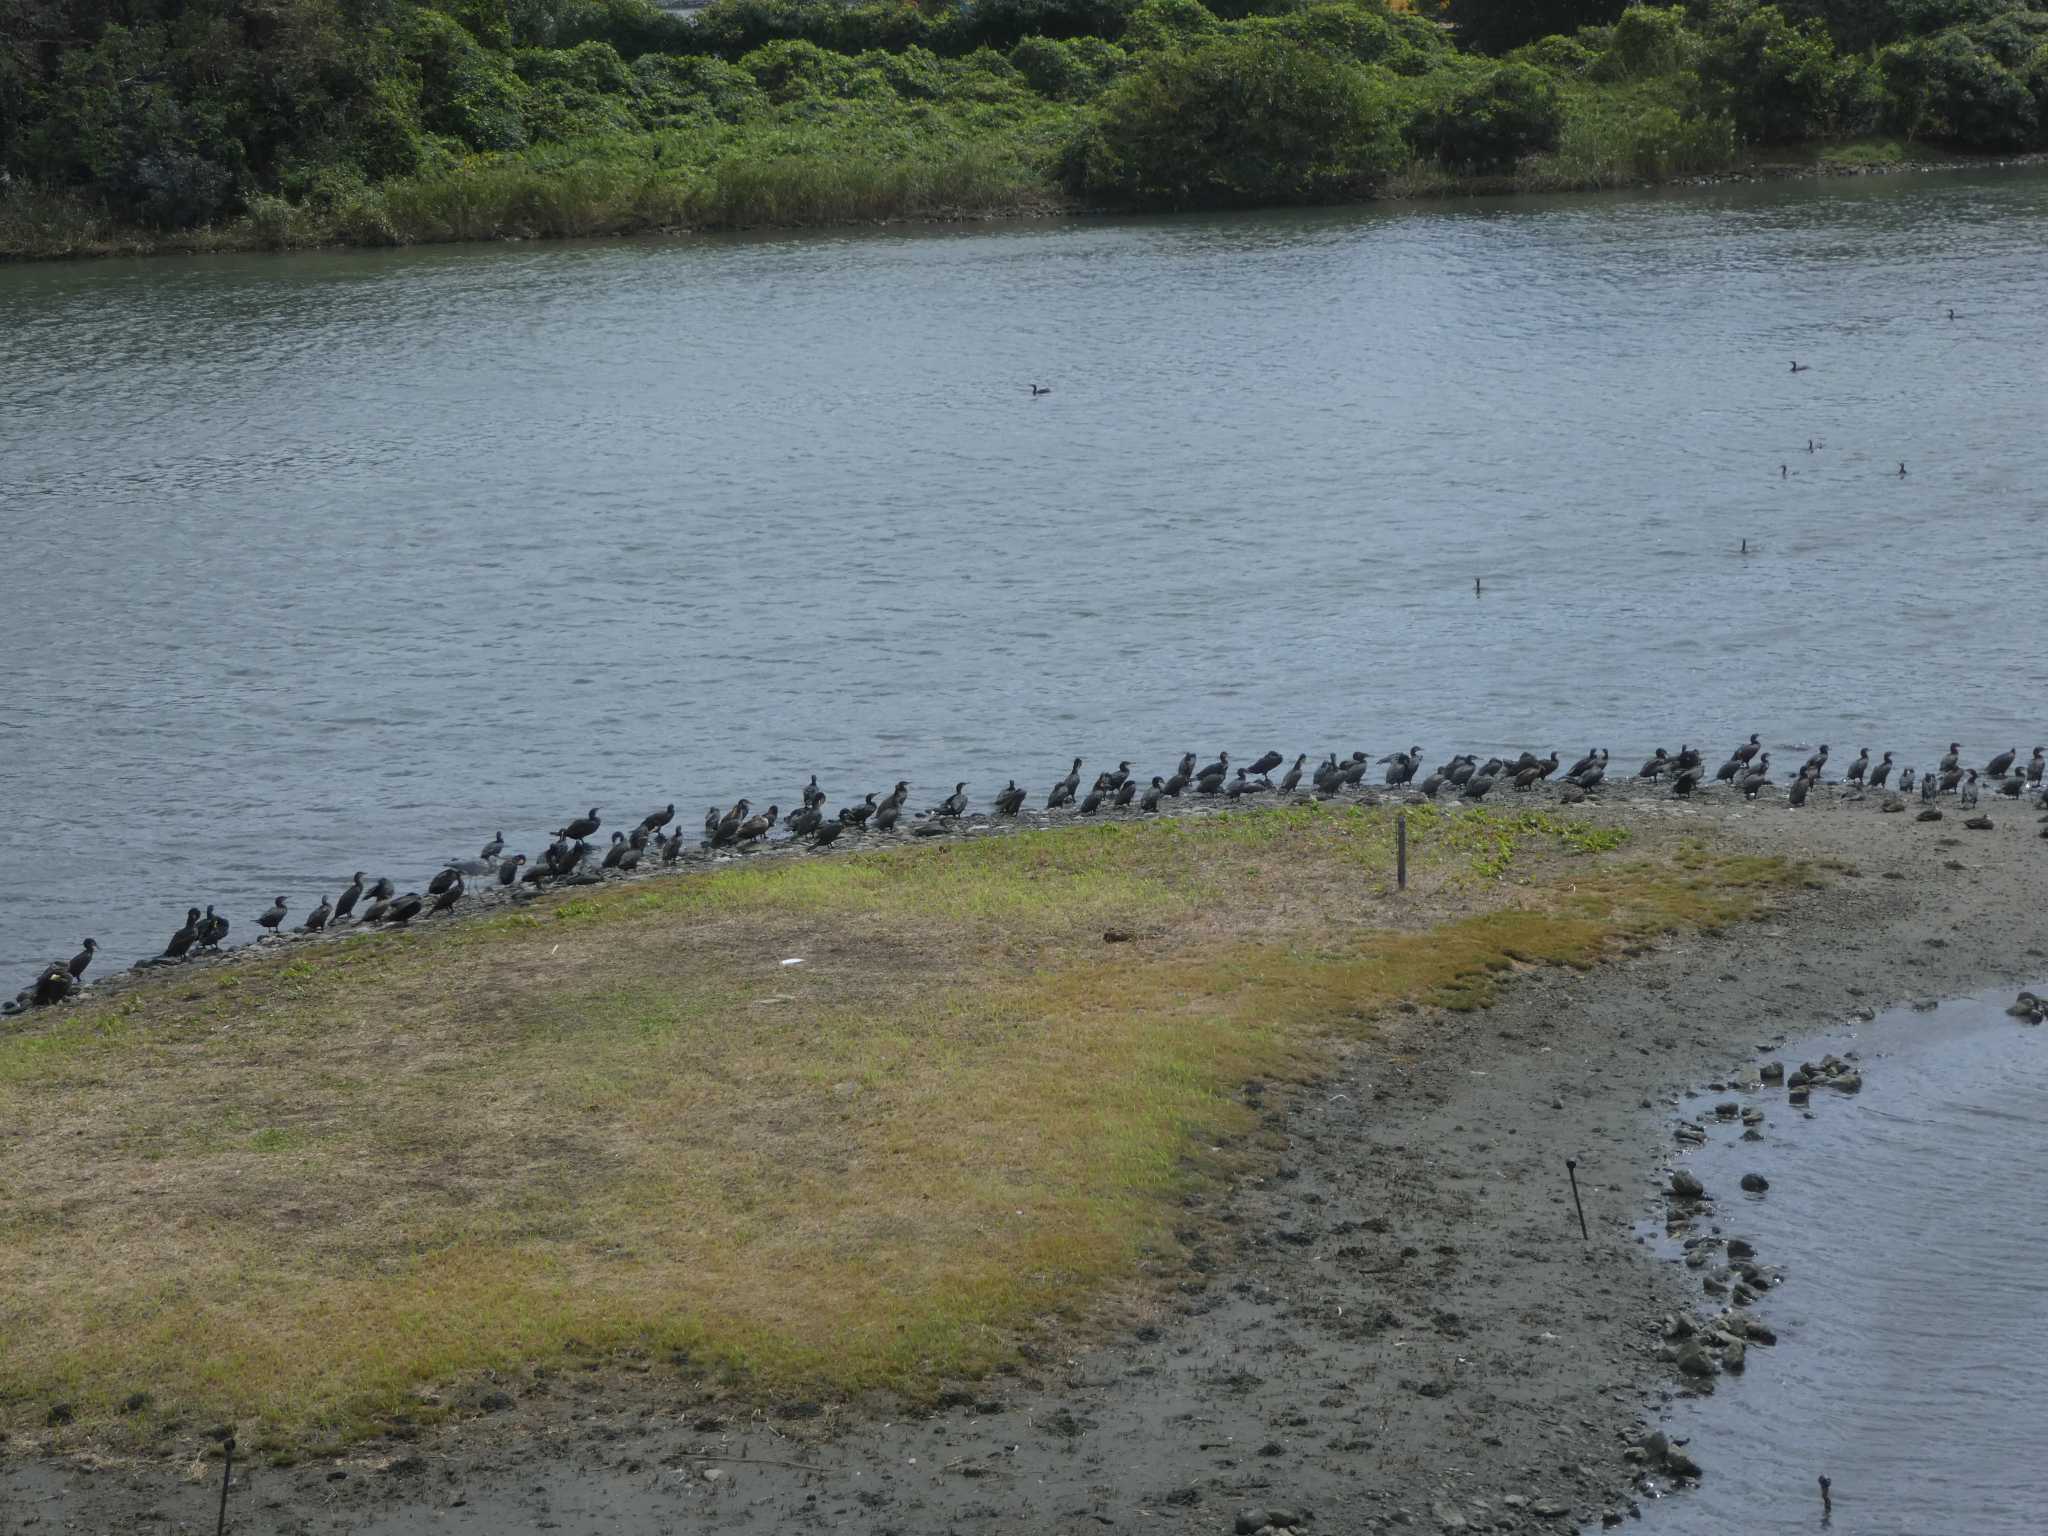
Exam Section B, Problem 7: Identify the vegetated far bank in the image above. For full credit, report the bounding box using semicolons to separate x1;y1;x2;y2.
5;0;2048;260
0;800;1808;1455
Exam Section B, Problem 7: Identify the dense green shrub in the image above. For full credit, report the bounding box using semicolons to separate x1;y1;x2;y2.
1255;1;1454;73
1442;0;1632;54
1121;0;1226;52
1594;5;1694;78
1008;35;1130;99
945;0;1144;50
505;0;693;57
407;8;530;150
1413;60;1565;169
1073;33;1404;205
1881;26;2039;144
631;54;765;124
1696;5;1850;142
1508;34;1599;76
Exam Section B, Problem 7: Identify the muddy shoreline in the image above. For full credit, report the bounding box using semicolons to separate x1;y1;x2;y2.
6;794;2043;1533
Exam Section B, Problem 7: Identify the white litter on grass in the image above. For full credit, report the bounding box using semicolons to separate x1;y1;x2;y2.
781;957;805;967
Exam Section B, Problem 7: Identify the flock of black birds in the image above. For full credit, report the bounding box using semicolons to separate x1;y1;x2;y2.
8;736;2045;1017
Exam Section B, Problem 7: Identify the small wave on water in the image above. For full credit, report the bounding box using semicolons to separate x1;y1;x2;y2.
1643;985;2048;1535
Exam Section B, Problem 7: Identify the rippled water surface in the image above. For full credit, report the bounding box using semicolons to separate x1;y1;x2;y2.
1645;988;2048;1535
5;171;2048;970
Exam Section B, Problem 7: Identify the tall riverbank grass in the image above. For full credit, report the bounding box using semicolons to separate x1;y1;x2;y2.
0;803;1807;1455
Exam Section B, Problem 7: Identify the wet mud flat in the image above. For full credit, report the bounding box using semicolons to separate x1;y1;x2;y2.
7;795;2044;1535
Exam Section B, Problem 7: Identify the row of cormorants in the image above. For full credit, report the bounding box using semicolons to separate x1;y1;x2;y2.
8;735;2045;1015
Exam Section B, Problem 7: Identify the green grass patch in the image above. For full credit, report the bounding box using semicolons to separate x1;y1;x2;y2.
0;804;1805;1451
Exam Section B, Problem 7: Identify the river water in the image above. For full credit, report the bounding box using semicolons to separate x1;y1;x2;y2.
5;170;2048;973
1645;986;2048;1536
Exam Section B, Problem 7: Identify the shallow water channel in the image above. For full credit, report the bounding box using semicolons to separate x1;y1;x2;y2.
1643;985;2048;1536
6;170;2048;972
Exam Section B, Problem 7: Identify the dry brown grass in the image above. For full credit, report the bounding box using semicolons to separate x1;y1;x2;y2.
0;804;1802;1454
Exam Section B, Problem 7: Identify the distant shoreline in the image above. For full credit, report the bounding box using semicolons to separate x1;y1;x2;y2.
6;147;2043;268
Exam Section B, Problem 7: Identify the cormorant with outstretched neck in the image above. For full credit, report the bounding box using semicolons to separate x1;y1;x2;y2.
1869;752;1894;788
994;780;1026;815
334;873;366;921
1566;747;1599;779
556;808;602;840
67;938;97;980
257;897;288;934
303;897;333;933
1050;758;1083;807
939;783;969;818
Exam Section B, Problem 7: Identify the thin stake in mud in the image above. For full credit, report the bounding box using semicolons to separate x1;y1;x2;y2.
1565;1158;1588;1241
217;1436;235;1536
1396;812;1407;891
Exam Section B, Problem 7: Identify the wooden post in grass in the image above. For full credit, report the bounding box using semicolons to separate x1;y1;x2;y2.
1396;812;1407;891
217;1437;234;1536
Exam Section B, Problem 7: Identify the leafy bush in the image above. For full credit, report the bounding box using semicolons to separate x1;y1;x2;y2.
1413;61;1565;170
505;0;694;57
1256;1;1452;72
1697;5;1851;142
944;0;1144;50
632;54;765;124
1508;34;1599;76
1074;33;1404;205
407;9;531;152
1442;0;1632;54
1593;5;1694;78
1881;26;2039;145
1009;35;1131;99
1122;0;1227;52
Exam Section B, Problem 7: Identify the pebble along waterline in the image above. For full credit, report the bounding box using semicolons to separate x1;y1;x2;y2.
1642;985;2048;1536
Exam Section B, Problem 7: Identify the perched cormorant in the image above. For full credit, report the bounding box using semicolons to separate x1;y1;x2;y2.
1788;774;1811;807
843;793;878;828
602;833;629;869
788;803;824;836
1107;761;1133;791
994;781;1027;815
303;898;332;933
1869;752;1894;788
1051;758;1083;806
366;877;395;902
384;892;424;925
1987;748;2017;778
1140;776;1166;812
1845;749;1869;784
428;866;461;895
874;798;901;833
480;832;505;861
429;878;464;915
1279;754;1306;794
1801;744;1829;779
1195;752;1229;783
1114;776;1137;807
359;893;393;924
939;783;969;818
1940;743;1962;773
198;906;229;949
498;854;527;885
1638;749;1670;779
1959;770;1980;809
1247;751;1283;778
257;897;288;933
803;775;826;809
1079;776;1108;814
812;816;847;846
67;938;97;980
738;805;778;843
334;873;366;921
1899;766;1916;793
640;804;676;834
2030;747;2046;786
556;808;602;840
713;800;751;845
1673;766;1703;796
1734;734;1762;765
